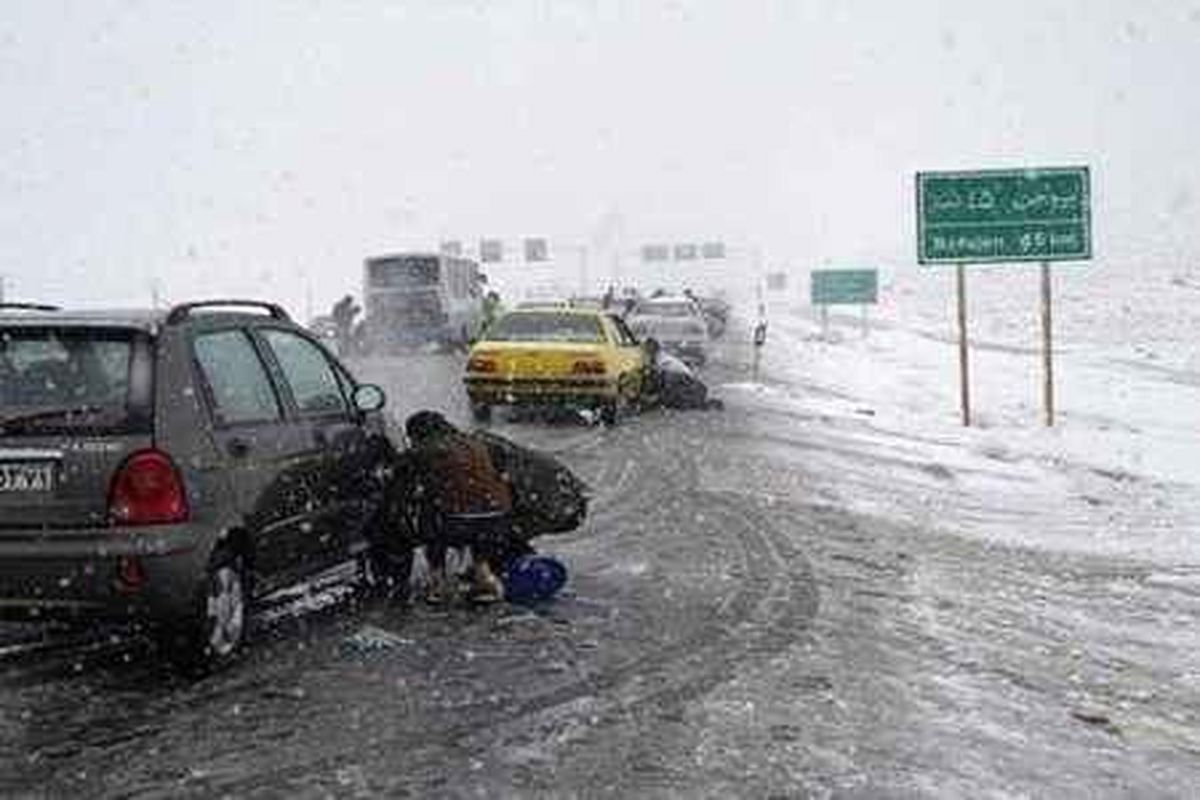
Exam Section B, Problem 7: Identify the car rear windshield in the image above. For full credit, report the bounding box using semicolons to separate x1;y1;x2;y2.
484;312;606;343
634;317;707;340
0;327;150;435
639;301;695;317
367;256;440;289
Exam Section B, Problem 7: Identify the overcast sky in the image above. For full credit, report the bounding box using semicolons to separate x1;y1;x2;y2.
2;1;1198;315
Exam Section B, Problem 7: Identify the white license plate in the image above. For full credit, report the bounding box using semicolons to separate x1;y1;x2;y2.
0;462;56;493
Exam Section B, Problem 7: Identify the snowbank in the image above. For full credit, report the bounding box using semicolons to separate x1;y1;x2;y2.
726;259;1200;564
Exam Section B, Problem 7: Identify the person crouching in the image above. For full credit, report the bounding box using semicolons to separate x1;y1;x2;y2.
405;410;509;604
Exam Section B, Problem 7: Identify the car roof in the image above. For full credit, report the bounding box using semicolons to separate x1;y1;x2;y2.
0;300;294;331
640;295;695;304
502;306;610;317
0;307;165;330
515;300;572;309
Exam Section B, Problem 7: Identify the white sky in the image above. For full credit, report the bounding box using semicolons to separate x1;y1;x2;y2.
2;1;1198;316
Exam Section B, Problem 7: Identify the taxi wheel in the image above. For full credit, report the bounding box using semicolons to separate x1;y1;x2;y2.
602;374;635;426
600;400;619;426
624;373;643;407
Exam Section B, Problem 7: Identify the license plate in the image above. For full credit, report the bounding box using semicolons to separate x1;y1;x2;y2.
0;462;56;493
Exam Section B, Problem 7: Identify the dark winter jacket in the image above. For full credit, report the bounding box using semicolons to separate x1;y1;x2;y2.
410;430;513;517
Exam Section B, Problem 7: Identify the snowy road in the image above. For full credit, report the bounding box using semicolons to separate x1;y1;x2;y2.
1;333;1197;797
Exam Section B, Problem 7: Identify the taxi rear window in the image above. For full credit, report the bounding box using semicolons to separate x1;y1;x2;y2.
483;313;606;343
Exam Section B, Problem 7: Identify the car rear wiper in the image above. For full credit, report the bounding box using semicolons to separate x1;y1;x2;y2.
0;404;110;430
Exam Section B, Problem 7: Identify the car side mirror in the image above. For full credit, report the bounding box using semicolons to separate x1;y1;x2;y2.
353;384;386;413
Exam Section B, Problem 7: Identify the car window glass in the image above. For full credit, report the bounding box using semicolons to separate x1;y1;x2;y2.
193;330;281;425
1;329;130;409
483;312;605;343
261;329;349;416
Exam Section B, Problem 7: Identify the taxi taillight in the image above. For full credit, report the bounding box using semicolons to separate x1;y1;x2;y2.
468;356;498;373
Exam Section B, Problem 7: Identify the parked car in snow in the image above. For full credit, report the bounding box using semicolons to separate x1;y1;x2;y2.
631;294;704;322
630;313;711;368
463;308;646;425
0;300;394;671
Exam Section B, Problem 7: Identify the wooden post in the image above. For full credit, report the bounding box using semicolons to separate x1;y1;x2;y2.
1041;261;1055;426
956;263;971;427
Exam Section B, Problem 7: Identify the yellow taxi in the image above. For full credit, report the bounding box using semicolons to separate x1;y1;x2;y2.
464;308;646;424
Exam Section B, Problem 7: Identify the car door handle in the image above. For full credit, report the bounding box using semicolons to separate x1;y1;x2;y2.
227;437;252;458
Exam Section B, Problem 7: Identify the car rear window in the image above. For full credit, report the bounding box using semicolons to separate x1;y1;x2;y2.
638;301;695;317
483;312;606;343
634;317;708;340
0;327;150;435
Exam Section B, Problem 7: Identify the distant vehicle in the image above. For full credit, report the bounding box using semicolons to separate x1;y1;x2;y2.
630;314;710;367
632;294;704;321
362;253;484;352
463;308;646;426
516;299;573;310
567;296;607;311
0;300;395;671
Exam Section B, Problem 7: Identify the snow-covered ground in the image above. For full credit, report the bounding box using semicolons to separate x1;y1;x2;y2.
725;258;1200;567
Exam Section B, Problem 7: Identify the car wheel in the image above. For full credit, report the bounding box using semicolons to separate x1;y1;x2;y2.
471;402;493;423
159;549;248;674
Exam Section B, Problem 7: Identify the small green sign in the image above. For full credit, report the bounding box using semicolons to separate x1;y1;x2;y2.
811;269;878;306
916;167;1091;264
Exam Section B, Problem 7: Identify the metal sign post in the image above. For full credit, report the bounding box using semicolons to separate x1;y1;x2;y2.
1041;261;1055;426
752;320;767;381
956;264;971;427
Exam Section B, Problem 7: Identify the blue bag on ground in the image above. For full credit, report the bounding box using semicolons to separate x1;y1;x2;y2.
504;555;568;601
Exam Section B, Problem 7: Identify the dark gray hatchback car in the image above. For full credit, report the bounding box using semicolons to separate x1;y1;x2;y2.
0;300;396;669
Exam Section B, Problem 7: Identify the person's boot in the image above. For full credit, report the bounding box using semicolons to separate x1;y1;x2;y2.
425;567;449;605
470;561;505;604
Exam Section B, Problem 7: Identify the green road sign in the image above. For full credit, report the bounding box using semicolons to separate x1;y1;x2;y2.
811;269;878;305
916;167;1091;264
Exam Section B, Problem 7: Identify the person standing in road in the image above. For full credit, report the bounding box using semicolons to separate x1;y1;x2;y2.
482;290;503;332
331;294;361;356
405;411;510;604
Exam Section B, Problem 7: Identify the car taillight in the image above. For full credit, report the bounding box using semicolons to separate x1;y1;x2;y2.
468;357;498;373
572;359;606;375
108;449;189;526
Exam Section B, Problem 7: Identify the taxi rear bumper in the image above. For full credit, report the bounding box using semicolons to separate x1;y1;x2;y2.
464;375;619;406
